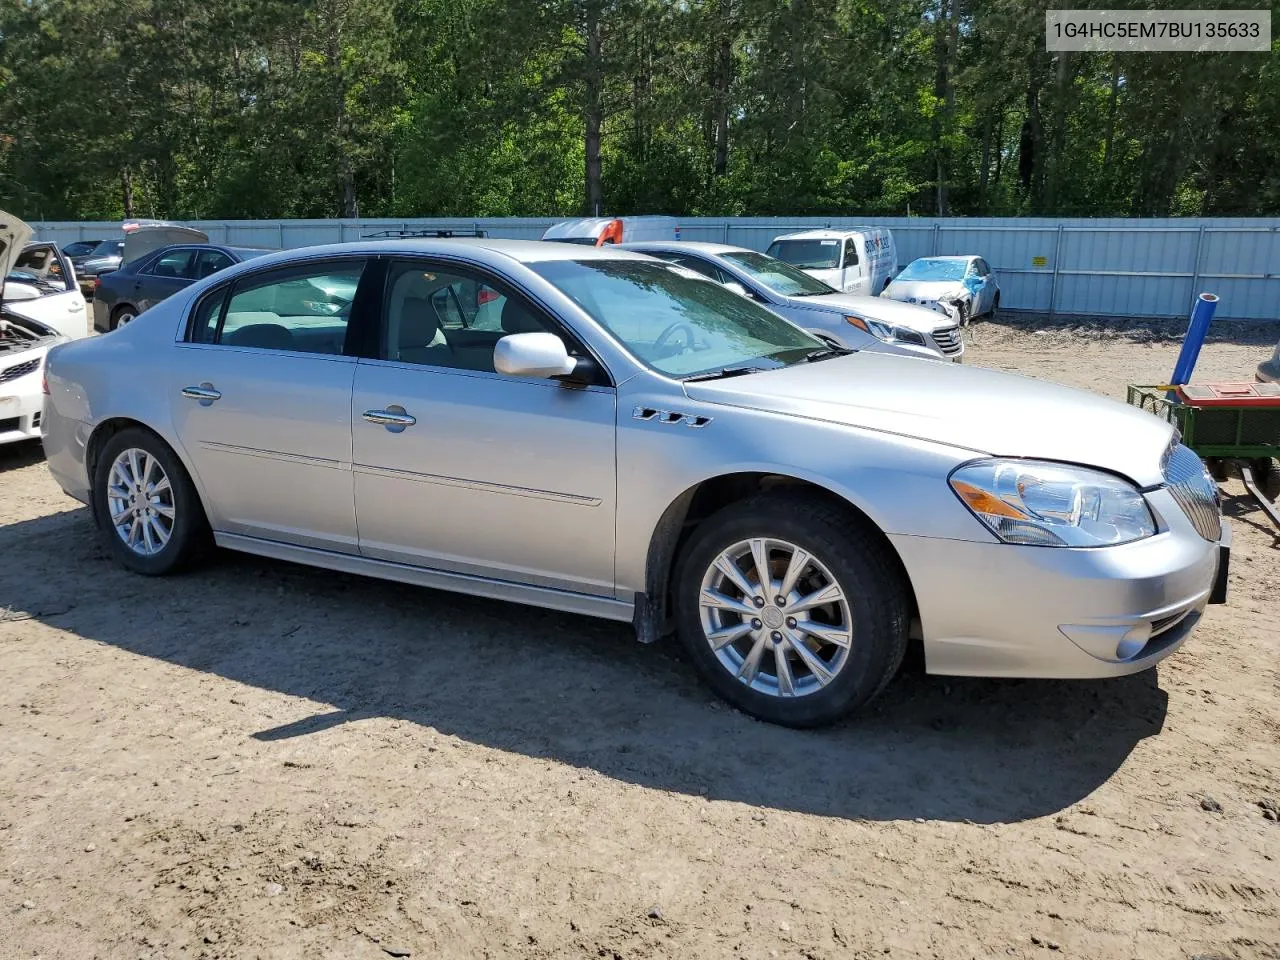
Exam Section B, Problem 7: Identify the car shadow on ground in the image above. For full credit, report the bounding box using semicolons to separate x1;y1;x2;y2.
0;439;46;473
0;506;1169;826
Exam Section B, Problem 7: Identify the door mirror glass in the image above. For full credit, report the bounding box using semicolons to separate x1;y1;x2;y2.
494;332;579;379
722;280;749;298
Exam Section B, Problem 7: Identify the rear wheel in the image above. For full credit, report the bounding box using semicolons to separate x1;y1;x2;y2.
673;492;910;728
110;305;137;330
92;427;210;575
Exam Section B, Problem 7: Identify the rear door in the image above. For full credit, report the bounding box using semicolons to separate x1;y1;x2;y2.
167;256;372;552
135;247;199;312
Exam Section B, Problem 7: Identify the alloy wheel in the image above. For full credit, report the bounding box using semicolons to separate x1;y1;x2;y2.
106;448;176;556
698;537;853;698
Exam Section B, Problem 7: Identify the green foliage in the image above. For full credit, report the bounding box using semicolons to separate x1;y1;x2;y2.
1;0;1277;220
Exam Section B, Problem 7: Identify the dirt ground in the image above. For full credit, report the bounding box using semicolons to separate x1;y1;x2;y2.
1;318;1277;960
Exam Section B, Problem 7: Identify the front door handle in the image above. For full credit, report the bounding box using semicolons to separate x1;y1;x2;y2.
181;384;222;403
362;408;417;428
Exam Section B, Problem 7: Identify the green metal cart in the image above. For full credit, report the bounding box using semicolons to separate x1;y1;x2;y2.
1127;384;1280;530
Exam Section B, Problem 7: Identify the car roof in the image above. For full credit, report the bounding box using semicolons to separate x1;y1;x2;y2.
197;238;663;281
771;228;882;241
619;241;748;256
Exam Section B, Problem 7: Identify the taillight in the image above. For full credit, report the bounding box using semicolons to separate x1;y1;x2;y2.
41;367;50;395
477;288;500;306
93;275;103;290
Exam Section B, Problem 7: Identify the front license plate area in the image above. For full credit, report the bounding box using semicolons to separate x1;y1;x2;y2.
1209;543;1229;604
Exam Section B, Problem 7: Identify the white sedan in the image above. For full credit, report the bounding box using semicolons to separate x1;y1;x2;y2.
2;210;89;340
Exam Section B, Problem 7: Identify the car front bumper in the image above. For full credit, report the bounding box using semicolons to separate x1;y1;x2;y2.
0;374;46;446
888;488;1226;679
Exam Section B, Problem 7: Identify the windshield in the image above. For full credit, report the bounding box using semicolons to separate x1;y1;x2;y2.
719;250;833;298
898;258;967;282
529;259;823;377
766;239;841;270
90;239;125;257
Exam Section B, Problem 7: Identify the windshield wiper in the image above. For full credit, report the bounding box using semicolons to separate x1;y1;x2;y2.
801;346;853;363
684;365;767;382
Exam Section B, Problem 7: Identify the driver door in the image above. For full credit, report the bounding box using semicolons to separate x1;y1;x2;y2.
351;259;617;595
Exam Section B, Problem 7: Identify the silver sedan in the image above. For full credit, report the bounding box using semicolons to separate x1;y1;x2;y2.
42;239;1228;727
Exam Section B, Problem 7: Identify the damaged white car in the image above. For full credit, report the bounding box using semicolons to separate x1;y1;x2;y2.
2;210;89;341
882;255;999;326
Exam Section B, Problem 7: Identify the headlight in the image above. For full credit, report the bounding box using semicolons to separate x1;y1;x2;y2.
845;314;926;346
949;459;1156;547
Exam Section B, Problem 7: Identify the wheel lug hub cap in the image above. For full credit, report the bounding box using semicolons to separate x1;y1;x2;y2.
762;606;785;630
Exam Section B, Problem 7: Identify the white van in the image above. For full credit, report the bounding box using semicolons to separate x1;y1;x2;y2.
541;216;679;246
766;227;898;296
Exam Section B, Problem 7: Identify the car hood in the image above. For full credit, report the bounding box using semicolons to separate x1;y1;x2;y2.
793;293;956;332
683;352;1174;487
885;279;967;303
0;209;35;300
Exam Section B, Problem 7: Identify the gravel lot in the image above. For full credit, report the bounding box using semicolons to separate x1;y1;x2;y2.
1;319;1277;960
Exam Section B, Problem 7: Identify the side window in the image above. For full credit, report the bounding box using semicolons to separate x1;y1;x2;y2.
147;249;197;279
190;287;230;343
190;261;365;354
195;250;235;280
844;239;859;267
383;260;566;375
663;254;723;282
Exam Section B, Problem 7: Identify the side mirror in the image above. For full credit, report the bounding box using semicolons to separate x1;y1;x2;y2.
1;282;40;301
494;332;579;380
723;281;749;298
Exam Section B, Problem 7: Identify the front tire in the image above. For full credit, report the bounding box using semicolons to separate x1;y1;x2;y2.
987;293;1000;320
92;427;210;575
673;492;910;728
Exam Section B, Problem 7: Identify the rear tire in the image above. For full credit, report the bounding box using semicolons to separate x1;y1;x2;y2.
92;427;211;575
673;492;910;728
110;305;137;330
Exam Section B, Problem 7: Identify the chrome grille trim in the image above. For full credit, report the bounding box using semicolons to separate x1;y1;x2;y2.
0;358;40;384
931;326;963;355
1163;442;1222;542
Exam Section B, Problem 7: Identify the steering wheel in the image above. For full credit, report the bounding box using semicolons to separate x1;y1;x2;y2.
653;321;696;355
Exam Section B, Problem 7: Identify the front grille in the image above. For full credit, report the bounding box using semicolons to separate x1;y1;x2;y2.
931;325;963;355
1163;442;1222;541
0;358;40;384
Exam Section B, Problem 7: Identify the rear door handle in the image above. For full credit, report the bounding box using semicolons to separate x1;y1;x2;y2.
362;408;417;428
181;385;221;404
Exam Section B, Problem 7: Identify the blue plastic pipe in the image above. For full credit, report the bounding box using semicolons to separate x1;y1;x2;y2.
1170;293;1220;386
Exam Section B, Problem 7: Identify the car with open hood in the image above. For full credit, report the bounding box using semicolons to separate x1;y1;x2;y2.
622;241;963;361
1;210;89;340
883;255;999;325
41;238;1226;728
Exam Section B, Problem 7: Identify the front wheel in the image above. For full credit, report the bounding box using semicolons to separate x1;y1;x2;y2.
92;427;210;575
673;493;910;727
986;293;1000;320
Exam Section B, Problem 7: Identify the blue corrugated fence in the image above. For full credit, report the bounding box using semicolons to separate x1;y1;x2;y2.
32;216;1280;320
